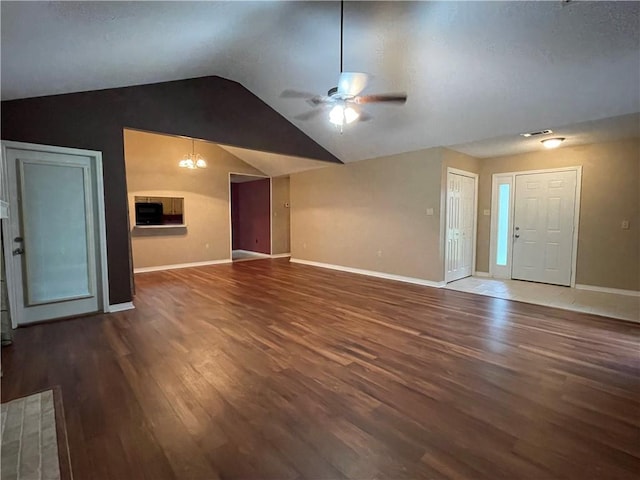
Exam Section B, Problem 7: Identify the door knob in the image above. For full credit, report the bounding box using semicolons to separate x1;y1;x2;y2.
12;247;24;255
14;236;23;242
514;234;520;239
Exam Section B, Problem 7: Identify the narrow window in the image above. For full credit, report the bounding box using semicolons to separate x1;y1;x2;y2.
496;183;510;266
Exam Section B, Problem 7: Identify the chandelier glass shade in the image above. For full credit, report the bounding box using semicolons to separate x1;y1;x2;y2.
179;139;207;169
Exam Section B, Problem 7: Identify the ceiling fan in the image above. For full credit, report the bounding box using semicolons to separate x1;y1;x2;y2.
282;0;407;131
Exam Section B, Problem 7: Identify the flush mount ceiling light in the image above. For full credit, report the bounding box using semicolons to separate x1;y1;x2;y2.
541;137;566;149
179;138;207;169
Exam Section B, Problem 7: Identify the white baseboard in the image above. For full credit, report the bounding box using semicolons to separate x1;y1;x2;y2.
575;284;640;297
474;271;490;277
107;302;135;313
134;259;232;273
290;258;446;288
270;252;291;258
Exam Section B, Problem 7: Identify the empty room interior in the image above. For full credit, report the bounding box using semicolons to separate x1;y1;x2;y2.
0;1;638;479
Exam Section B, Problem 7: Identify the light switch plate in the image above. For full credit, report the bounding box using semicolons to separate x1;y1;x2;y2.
426;208;434;216
483;209;491;216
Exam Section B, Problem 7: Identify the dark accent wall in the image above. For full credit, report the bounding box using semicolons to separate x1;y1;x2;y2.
1;76;341;304
231;179;271;254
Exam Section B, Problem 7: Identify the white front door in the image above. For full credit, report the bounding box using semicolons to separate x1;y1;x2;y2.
445;172;476;283
2;144;106;325
512;170;577;286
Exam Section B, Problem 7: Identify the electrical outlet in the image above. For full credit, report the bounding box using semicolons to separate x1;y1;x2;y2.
426;208;434;216
622;220;630;230
484;209;491;216
377;250;383;258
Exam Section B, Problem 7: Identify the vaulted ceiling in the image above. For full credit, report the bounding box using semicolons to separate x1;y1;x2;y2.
2;1;638;165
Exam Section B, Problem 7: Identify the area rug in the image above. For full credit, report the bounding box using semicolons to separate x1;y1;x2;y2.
1;387;72;480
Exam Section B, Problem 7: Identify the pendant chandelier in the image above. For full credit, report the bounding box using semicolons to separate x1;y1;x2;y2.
179;138;207;169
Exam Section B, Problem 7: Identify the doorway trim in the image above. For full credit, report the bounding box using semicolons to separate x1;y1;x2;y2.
444;167;479;283
488;165;582;287
0;140;110;327
228;172;272;261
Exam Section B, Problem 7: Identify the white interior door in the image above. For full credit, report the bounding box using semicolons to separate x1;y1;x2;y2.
512;170;577;286
3;145;104;325
445;172;476;283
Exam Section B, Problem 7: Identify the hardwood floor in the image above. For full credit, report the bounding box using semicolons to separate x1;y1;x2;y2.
2;259;639;479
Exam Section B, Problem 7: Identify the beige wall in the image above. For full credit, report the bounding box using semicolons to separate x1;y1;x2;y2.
126;128;638;289
124;129;265;269
291;138;639;291
442;149;482;175
477;138;640;291
271;176;291;254
291;147;446;282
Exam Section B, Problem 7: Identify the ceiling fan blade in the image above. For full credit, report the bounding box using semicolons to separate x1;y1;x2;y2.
294;108;327;121
280;89;319;99
337;72;370;96
354;93;407;104
357;111;373;122
307;96;334;106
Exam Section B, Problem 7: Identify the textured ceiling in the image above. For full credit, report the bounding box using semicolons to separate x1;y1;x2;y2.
451;113;640;159
1;1;639;164
220;145;332;177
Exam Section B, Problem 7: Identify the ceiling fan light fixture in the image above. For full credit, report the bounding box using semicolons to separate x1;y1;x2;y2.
329;105;345;125
329;104;359;126
541;137;565;149
343;106;359;124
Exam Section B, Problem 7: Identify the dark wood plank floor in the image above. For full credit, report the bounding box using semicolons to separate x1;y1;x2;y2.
2;259;639;479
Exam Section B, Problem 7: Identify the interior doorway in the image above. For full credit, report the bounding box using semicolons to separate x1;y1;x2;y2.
229;173;271;262
445;168;478;283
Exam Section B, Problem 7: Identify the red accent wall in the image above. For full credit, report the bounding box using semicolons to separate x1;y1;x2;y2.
1;76;340;303
231;179;271;254
231;185;241;250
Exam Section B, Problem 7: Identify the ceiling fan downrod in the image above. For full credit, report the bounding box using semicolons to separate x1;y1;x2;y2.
340;0;344;74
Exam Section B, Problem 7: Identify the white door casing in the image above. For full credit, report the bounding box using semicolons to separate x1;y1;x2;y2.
1;141;109;326
445;169;477;283
511;170;578;286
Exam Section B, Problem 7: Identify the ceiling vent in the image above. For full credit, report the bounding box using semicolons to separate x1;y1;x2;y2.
520;129;553;138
